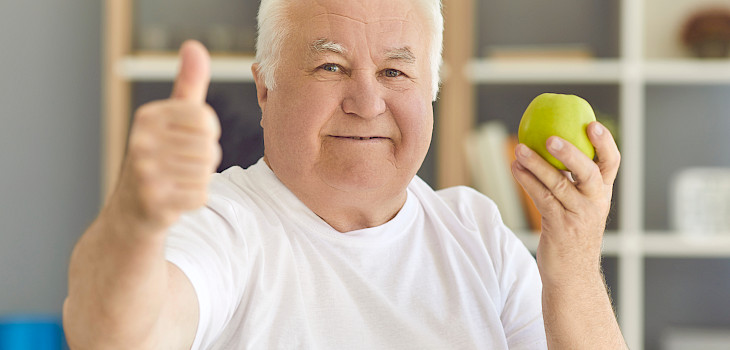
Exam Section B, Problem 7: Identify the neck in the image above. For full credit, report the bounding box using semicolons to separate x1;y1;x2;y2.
303;189;407;232
263;156;411;233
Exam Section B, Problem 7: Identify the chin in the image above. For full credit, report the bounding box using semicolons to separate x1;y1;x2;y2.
316;159;403;194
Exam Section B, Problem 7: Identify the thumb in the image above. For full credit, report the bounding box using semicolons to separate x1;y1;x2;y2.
171;40;211;102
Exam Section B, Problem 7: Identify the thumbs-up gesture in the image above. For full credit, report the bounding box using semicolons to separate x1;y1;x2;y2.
111;40;222;233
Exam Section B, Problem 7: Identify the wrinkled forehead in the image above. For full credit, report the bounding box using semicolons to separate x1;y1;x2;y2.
302;0;424;24
291;0;429;53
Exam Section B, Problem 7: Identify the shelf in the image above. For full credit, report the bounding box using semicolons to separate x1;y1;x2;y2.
515;231;622;256
466;59;622;84
644;60;730;84
467;58;730;85
118;56;730;86
642;232;730;258
516;231;730;258
117;54;256;82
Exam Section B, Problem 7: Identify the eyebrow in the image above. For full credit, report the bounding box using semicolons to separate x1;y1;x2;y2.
383;47;416;64
310;38;347;56
309;38;416;64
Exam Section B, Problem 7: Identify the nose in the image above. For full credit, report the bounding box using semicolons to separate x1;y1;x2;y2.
341;73;386;119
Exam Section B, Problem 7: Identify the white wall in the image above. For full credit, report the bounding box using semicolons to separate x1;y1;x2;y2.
0;0;101;313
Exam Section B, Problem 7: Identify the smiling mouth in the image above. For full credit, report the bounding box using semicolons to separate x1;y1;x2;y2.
332;136;388;140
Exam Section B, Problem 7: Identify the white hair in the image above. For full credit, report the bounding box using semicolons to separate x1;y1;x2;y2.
255;0;444;101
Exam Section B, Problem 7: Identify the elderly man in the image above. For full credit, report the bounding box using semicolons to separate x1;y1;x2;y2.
64;0;626;348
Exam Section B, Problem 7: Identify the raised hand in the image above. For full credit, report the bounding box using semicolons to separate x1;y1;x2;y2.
511;121;620;283
511;121;626;348
64;40;221;350
112;40;222;233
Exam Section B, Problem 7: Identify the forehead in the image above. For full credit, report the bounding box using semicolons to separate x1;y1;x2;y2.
290;0;429;53
302;0;423;22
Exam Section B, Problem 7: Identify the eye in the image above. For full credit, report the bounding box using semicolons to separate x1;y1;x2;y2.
320;63;341;73
384;69;403;78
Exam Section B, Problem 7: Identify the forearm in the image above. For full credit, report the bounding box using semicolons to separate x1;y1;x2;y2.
64;202;170;348
542;271;627;349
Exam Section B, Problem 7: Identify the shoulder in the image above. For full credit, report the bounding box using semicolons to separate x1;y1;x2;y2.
409;177;502;231
436;185;500;219
205;163;271;220
408;177;529;269
168;164;265;244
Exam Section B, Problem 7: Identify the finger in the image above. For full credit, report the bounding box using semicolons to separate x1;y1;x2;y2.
171;40;211;103
162;103;221;139
511;160;562;218
514;143;580;208
162;155;215;180
545;136;603;195
587;121;621;185
162;130;220;161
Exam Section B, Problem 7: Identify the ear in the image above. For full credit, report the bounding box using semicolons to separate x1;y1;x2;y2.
251;63;269;116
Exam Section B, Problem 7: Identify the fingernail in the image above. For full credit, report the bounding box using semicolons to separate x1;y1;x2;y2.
549;137;563;151
593;123;604;136
518;144;531;158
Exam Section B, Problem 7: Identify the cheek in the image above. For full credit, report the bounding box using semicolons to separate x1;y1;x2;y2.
393;95;433;147
263;83;340;148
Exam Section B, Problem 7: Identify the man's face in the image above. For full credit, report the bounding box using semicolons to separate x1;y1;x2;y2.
257;0;434;200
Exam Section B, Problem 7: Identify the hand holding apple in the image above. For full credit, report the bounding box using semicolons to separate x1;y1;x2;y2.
518;93;596;171
511;94;626;348
511;92;620;284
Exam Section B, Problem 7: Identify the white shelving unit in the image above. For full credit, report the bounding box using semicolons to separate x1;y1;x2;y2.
644;60;730;84
105;0;730;349
466;59;623;84
460;1;730;349
118;55;256;82
463;56;730;349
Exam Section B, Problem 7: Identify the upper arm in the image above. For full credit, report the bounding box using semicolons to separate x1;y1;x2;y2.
158;262;200;350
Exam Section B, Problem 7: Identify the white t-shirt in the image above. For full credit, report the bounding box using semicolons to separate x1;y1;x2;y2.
165;158;546;349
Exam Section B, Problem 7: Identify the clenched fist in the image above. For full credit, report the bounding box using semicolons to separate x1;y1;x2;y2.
111;40;222;233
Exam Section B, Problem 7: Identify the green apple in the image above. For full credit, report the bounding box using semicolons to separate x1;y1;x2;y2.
518;93;596;171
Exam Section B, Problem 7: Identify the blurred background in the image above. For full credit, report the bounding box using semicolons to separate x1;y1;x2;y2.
1;0;730;349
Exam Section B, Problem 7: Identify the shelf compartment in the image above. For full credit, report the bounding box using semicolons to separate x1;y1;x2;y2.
516;231;622;256
643;85;730;231
642;233;730;258
117;54;256;82
644;60;730;84
518;232;730;258
466;59;622;84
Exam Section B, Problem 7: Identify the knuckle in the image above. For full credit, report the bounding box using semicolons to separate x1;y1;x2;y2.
202;106;221;137
213;144;223;165
613;149;622;166
141;185;165;205
203;104;217;117
537;188;556;205
552;177;572;195
194;164;212;178
585;163;601;181
207;142;222;163
128;133;156;156
132;158;158;182
134;101;165;125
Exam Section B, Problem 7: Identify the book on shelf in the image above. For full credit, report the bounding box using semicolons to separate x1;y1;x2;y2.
465;121;541;233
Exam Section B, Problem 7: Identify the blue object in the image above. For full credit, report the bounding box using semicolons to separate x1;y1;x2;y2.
0;315;67;350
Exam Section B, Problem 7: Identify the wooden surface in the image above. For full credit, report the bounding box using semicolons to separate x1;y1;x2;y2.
103;0;132;200
437;0;475;189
